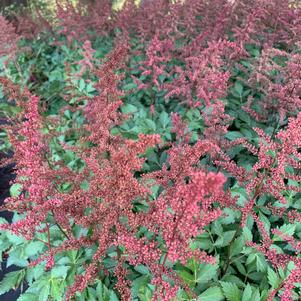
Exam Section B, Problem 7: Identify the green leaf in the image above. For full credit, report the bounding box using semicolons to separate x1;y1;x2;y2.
221;275;244;287
242;227;252;242
6;252;28;268
230;237;244;257
225;131;244;141
10;183;22;197
273;224;296;242
234;260;247;275
222;208;238;225
0;270;25;295
51;265;69;279
250;288;260;301
24;241;44;257
123;82;137;91
212;221;223;236
0;217;8;225
255;254;267;272
181;259;218;286
196;263;219;284
134;265;149;275
50;278;64;300
267;268;280;289
242;284;252;301
178;269;194;285
198;286;224;301
159;111;170;128
221;282;241;301
121;103;137;114
234;81;243;96
6;232;26;245
79;79;86;92
215;231;236;247
238;111;251;125
144;119;156;132
39;284;50;301
258;212;270;233
17;293;39;301
25;265;44;284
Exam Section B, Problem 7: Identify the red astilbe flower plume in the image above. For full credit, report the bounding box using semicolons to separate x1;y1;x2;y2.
55;0;113;42
119;118;228;299
51;0;301;51
74;40;96;77
0;79;59;241
0;44;160;300
69;43;227;300
121;152;226;299
139;33;174;89
232;0;301;48
280;261;301;301
53;45;161;299
217;112;301;228
215;112;301;300
247;46;301;122
164;40;244;108
0;15;20;61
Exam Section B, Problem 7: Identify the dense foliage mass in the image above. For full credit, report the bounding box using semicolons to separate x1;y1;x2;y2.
0;0;301;300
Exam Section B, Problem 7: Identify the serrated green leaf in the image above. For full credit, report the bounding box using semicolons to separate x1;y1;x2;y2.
51;265;69;279
198;286;224;301
0;217;8;225
267;268;279;289
221;282;241;301
121;103;137;114
222;208;238;225
234;81;243;96
230;237;244;257
182;259;219;286
242;227;252;242
215;231;236;247
255;254;267;272
250;288;260;301
0;270;25;295
242;284;252;301
50;278;64;300
39;284;50;301
212;221;223;236
144;119;156;131
17;293;39;301
225;131;244;141
7;252;28;268
25;265;44;284
24;241;44;257
196;263;218;284
123;82;137;91
134;265;150;275
221;275;244;287
6;232;26;245
10;183;22;197
273;224;296;242
79;79;86;91
159;111;170;128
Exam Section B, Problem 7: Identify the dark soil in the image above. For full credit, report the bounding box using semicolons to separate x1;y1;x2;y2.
0;150;22;301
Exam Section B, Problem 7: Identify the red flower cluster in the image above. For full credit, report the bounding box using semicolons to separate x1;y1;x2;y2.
1;1;301;300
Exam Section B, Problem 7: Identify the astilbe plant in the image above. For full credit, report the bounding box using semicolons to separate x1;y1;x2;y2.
213;112;301;301
235;46;301;125
0;43;229;300
2;1;301;300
